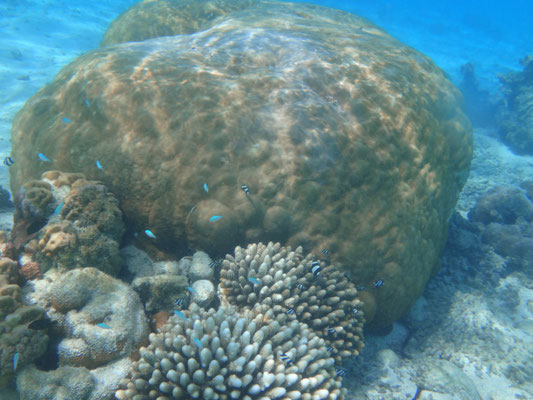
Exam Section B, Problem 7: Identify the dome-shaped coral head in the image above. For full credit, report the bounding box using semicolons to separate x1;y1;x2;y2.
220;242;364;363
116;303;345;400
14;180;55;222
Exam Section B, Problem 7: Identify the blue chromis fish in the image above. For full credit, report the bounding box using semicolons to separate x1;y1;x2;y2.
3;156;14;166
203;183;209;193
209;215;223;222
38;153;51;162
241;184;250;195
248;277;260;285
53;201;64;216
96;323;111;329
174;310;187;321
187;286;196;294
13;352;19;371
96;160;104;170
193;338;203;348
85;99;90;107
61;117;71;124
144;229;156;239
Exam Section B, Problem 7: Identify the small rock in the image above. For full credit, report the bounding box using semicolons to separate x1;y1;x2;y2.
189;251;214;282
191;279;215;308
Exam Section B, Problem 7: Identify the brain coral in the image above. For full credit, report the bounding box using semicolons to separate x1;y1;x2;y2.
9;1;472;328
116;304;344;400
220;242;364;363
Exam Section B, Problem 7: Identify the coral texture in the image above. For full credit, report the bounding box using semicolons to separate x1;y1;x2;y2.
9;0;472;328
0;258;48;388
11;171;124;275
220;242;364;363
497;54;533;155
26;267;148;369
116;304;344;400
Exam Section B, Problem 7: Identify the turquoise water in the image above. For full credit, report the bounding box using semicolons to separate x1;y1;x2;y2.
1;1;532;399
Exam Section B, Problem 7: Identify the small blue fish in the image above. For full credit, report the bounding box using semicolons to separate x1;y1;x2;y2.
357;285;366;291
203;183;209;193
96;160;103;170
209;215;223;222
321;249;330;255
38;153;51;162
248;277;260;285
3;156;14;166
373;279;384;288
174;310;187;321
187;286;196;294
85;99;90;107
193;338;203;348
241;184;250;195
97;323;111;329
144;229;156;239
13;352;19;371
53;201;64;216
61;117;71;124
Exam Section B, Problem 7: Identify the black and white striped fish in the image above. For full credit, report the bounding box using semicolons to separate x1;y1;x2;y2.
279;352;292;365
326;346;335;353
311;261;321;277
327;327;336;335
241;184;250;195
296;283;305;290
286;308;295;315
175;298;185;307
3;157;14;167
335;368;346;377
352;308;359;316
373;279;384;288
321;249;330;255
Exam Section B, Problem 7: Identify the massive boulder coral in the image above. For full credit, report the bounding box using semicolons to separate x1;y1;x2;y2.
116;304;344;400
9;0;472;328
26;267;148;369
0;258;48;388
220;242;364;363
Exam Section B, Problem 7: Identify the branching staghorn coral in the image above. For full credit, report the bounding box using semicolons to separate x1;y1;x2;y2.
116;303;345;400
219;242;364;363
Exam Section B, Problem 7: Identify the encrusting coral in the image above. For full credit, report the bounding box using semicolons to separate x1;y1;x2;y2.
116;303;345;400
220;242;364;363
0;258;48;388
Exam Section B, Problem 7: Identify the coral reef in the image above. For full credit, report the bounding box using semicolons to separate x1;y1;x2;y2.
116;303;344;399
497;54;533;155
468;185;533;274
25;267;148;369
0;186;13;210
10;171;124;275
0;258;48;388
101;0;258;46
9;0;472;329
220;242;364;362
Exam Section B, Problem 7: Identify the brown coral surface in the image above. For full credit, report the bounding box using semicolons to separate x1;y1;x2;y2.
9;1;472;328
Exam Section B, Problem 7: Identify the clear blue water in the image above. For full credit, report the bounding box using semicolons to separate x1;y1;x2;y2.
1;1;532;399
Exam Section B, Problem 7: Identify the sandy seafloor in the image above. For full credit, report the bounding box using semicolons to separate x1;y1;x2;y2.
0;1;532;399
